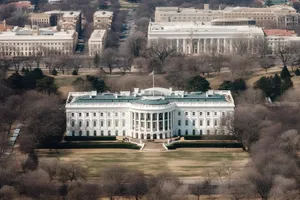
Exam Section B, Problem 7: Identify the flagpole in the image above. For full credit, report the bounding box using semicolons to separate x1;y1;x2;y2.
152;71;154;96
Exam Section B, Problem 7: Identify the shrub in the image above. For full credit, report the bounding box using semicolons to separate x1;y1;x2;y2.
64;136;116;141
51;68;58;76
167;142;242;150
184;135;237;140
72;70;78;75
37;142;140;149
295;69;300;76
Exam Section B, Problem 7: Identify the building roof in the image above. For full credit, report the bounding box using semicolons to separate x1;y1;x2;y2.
44;10;81;17
68;88;232;105
94;10;114;17
264;29;296;36
89;29;106;41
148;22;264;35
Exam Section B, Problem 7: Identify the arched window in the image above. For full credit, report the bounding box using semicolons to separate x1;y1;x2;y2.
79;130;82;136
178;129;181;136
115;130;118;136
108;130;111;136
72;131;75;136
200;130;203;135
79;121;82;127
192;129;195;135
101;130;104;136
123;130;125;136
71;121;75;127
87;131;89;136
185;130;188;135
94;130;97;136
207;130;210;135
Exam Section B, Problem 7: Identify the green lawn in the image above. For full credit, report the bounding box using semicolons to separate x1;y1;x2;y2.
37;148;248;178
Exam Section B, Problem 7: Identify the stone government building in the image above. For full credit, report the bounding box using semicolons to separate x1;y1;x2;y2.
65;88;235;139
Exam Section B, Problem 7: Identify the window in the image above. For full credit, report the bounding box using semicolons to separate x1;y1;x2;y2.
100;121;104;127
108;113;110;117
94;130;96;136
214;112;217;116
214;120;218;126
94;121;96;127
207;112;210;116
72;113;74;117
86;121;89;127
71;121;75;127
192;112;195;116
178;120;181;126
185;112;188;116
115;120;119;127
178;111;181;116
115;130;118;136
123;130;125;136
86;113;89;117
200;130;203;135
101;130;104;136
122;120;125;127
185;130;188;135
222;112;225;116
122;112;125;117
192;120;195;126
200;112;203;116
115;112;118;117
178;129;181;136
94;113;96;117
207;120;210;126
207;130;210;135
87;130;89;135
79;113;82;117
185;120;188;126
72;131;75;136
108;130;111;136
108;121;111;127
79;121;82;127
200;120;203;126
193;129;196;135
79;130;82;136
100;112;103;117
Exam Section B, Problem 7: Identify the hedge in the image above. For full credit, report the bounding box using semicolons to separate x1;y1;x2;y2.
37;142;140;149
167;142;242;150
64;136;116;141
184;135;237;140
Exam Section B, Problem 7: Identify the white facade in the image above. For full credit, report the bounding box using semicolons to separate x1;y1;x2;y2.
88;29;106;57
148;22;265;54
93;10;113;29
65;88;235;139
155;5;300;28
0;26;77;57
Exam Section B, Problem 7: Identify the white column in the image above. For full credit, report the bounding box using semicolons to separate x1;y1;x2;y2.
156;113;159;132
197;39;200;55
150;113;153;133
204;39;206;53
217;39;220;53
224;39;226;53
163;112;165;131
138;112;141;132
210;38;213;53
183;39;186;54
230;39;233;53
176;39;179;51
144;113;147;133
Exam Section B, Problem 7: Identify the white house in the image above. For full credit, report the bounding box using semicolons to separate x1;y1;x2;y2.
65;88;235;139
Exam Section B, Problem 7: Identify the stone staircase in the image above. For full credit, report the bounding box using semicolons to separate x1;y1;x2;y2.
142;141;166;151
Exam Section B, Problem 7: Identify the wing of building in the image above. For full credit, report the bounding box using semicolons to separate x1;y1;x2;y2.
148;22;265;54
88;29;107;57
65;88;235;139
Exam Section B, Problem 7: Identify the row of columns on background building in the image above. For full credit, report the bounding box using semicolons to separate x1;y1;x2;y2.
133;131;172;140
176;38;233;54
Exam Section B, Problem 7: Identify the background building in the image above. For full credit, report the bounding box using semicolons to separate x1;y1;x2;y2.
93;10;113;29
65;88;235;139
29;13;51;27
88;29;107;57
155;4;300;28
0;26;77;57
147;22;265;54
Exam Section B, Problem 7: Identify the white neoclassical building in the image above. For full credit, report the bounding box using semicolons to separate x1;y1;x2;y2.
147;22;265;54
65;88;235;139
88;29;106;57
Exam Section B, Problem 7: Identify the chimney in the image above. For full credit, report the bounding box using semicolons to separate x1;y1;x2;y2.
204;4;209;10
3;19;6;27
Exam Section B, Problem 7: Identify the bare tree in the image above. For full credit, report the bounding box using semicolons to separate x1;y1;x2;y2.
39;158;58;181
258;57;275;73
103;48;118;74
135;17;150;33
274;41;300;68
123;31;147;58
0;185;17;200
58;162;87;183
148;39;178;73
126;170;148;200
66;182;99;200
133;57;148;74
232;38;250;56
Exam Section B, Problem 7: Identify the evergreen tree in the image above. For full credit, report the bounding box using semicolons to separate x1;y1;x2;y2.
36;76;58;95
7;73;23;90
218;81;232;90
281;76;293;93
232;78;247;91
72;70;78;75
272;73;281;100
280;66;291;80
254;76;273;98
186;76;210;92
51;68;58;76
295;68;300;76
93;53;101;68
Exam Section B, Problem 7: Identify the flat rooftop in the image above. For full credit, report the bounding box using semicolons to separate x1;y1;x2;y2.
264;29;296;36
89;29;106;40
94;10;113;17
67;88;233;105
